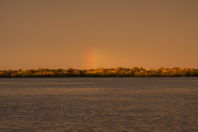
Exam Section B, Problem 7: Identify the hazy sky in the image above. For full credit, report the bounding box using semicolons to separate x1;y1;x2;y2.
1;0;198;69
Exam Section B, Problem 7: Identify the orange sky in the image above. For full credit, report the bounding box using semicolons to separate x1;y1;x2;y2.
0;0;198;69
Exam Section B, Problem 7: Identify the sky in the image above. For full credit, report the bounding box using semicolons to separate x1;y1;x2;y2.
0;0;198;69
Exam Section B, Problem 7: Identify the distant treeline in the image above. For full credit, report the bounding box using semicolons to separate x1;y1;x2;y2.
0;67;198;77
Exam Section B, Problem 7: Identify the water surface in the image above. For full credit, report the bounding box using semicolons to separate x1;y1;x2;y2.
0;78;197;132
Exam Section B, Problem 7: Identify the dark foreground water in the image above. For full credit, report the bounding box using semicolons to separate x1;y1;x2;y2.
0;78;197;132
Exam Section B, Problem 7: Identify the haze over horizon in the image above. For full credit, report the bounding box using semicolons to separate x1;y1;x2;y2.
1;0;198;69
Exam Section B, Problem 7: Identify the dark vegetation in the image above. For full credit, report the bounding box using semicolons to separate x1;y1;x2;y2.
0;67;198;77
